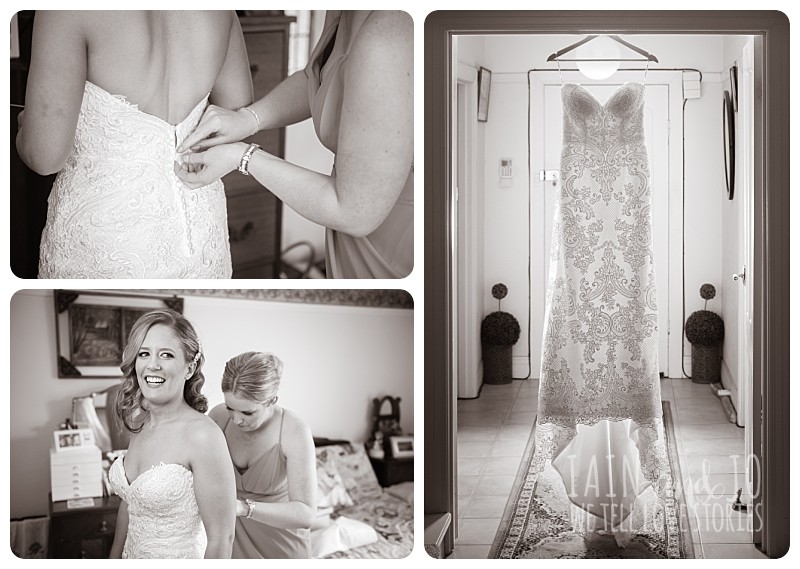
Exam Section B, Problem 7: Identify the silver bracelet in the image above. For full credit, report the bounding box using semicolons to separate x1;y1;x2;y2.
238;143;261;176
240;106;261;134
245;498;256;519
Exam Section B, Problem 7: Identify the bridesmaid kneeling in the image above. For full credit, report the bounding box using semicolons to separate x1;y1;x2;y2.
210;352;317;558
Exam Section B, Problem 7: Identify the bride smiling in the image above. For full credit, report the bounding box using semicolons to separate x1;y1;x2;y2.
108;309;236;559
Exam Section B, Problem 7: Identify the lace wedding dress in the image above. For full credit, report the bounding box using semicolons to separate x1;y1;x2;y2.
532;82;671;547
108;457;207;558
38;81;231;279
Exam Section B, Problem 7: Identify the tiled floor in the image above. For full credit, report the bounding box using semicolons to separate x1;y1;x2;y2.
448;378;767;559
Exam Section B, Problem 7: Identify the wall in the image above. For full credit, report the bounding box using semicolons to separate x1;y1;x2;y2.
465;34;734;380
9;290;413;519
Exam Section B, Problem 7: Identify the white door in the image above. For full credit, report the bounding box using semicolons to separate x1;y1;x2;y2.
530;71;683;378
738;39;755;491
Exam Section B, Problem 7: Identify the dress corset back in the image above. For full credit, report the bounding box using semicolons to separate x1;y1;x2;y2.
38;81;232;279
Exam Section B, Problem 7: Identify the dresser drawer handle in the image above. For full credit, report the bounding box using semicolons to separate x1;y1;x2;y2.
98;520;110;533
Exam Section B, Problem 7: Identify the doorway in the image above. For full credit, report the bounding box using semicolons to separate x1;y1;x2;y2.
425;11;789;560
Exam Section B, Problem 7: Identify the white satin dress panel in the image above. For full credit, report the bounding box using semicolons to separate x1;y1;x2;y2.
38;81;231;279
108;457;207;559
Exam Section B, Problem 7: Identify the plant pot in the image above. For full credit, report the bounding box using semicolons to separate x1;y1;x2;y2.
482;343;512;385
690;343;721;384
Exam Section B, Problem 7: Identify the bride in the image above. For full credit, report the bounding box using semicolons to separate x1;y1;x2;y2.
108;309;236;558
15;11;253;278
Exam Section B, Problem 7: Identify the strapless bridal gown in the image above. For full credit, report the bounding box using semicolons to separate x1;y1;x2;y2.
38;81;231;279
532;83;671;547
108;457;207;558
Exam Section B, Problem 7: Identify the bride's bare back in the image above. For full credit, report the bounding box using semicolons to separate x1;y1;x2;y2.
85;11;249;123
18;10;253;175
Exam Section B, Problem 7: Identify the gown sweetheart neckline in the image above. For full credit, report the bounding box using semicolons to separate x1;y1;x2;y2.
119;457;192;487
562;82;645;109
84;80;210;129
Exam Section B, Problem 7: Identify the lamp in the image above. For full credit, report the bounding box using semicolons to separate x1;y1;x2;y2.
575;35;621;80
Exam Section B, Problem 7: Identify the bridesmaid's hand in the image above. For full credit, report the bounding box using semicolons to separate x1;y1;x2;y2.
235;499;249;518
177;143;247;189
177;105;258;153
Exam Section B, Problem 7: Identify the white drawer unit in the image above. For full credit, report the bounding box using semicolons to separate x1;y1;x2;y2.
50;446;103;502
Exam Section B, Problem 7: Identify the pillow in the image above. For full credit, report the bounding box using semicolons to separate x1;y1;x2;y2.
315;447;354;509
385;481;414;505
310;516;379;558
322;443;382;503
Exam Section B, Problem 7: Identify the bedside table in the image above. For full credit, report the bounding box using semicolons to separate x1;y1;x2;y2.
368;455;414;487
48;494;120;558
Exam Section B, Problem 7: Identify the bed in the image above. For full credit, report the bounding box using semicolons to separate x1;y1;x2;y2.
312;440;413;559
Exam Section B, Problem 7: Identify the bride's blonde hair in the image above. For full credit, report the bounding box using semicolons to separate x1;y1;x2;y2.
116;309;207;432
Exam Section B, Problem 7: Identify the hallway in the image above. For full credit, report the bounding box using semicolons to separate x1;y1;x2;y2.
450;378;765;559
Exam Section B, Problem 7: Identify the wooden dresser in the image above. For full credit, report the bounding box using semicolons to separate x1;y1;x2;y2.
225;14;295;278
48;495;121;559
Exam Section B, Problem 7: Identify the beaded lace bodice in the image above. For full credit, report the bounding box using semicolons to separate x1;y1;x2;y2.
38;81;231;279
109;457;206;559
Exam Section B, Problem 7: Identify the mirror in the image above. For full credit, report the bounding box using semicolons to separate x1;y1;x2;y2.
723;89;736;200
54;290;183;378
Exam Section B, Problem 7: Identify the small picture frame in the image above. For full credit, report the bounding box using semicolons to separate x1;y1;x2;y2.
54;428;95;452
477;66;492;122
389;435;414;459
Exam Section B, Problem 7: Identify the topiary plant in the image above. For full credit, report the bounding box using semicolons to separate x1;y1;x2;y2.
685;283;725;346
481;311;521;346
685;310;725;346
481;283;520;346
685;283;724;384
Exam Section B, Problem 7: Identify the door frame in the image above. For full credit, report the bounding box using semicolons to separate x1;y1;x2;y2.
425;11;789;558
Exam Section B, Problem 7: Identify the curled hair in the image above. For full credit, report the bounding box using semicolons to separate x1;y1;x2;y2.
116;308;207;432
221;351;283;404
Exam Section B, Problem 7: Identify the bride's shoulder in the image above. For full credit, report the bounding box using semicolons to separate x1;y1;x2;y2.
181;410;227;443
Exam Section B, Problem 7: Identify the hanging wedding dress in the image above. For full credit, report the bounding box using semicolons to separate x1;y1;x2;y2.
532;82;671;547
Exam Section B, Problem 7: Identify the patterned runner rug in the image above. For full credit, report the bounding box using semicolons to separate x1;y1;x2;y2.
489;401;695;558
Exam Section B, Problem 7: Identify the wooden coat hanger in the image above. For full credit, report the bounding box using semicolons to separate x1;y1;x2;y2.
547;35;659;63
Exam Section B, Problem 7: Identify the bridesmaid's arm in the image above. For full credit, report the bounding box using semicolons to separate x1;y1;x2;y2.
108;499;128;559
179;11;412;237
16;11;88;175
190;419;237;559
239;409;317;529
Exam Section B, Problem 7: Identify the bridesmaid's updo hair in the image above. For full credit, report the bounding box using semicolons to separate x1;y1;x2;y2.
221;351;283;404
116;308;207;433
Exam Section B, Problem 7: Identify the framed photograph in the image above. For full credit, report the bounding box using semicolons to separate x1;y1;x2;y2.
477;66;492;122
389;435;414;459
53;428;95;452
55;290;184;378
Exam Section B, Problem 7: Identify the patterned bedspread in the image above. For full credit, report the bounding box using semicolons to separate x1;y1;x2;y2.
315;442;413;559
326;493;413;559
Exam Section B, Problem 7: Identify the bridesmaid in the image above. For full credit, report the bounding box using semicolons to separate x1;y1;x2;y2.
177;10;413;279
209;352;316;558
